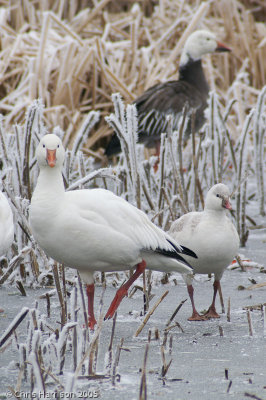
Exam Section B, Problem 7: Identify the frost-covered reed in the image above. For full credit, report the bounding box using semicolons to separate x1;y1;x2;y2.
0;0;264;148
0;82;265;289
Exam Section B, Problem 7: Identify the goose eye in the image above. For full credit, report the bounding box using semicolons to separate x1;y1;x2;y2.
216;194;220;198
42;144;45;148
57;144;60;148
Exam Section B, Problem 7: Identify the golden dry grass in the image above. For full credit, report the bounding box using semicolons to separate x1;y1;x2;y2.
0;0;265;150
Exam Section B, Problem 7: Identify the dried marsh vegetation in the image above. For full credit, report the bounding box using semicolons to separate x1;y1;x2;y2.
0;0;265;146
0;2;266;395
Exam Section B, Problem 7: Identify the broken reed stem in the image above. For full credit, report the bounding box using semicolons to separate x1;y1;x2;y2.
52;263;66;328
105;312;117;375
169;334;173;355
166;116;187;214
236;254;246;271
142;272;148;315
165;299;187;328
45;293;51;318
218;285;225;314
254;86;266;216
135;290;169;337
111;337;124;386
227;297;231;322
139;330;151;400
263;306;266;337
158;133;167;227
77;272;88;327
219;325;224;337
74;315;104;379
244;393;264;400
191;111;204;209
225;368;229;380
72;286;78;372
247;310;253;336
0;308;29;348
227;380;233;393
177;105;188;207
236;110;253;236
88;335;99;375
240;179;248;246
164;321;184;333
210;94;217;183
60;263;67;323
161;343;172;379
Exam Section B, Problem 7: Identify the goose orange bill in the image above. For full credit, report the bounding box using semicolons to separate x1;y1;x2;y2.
216;41;231;52
46;149;56;167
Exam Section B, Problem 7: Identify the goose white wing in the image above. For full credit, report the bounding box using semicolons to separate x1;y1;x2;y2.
169;212;203;239
66;188;180;253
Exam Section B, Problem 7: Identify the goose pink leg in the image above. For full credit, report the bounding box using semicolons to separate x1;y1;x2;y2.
204;280;221;318
187;284;207;321
104;260;146;320
86;284;97;330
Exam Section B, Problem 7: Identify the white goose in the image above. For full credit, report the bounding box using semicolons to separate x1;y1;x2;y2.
0;192;14;257
29;134;196;329
0;191;14;313
169;184;239;321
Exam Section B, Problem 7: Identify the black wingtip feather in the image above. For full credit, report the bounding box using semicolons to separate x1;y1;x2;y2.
167;239;197;259
155;247;193;269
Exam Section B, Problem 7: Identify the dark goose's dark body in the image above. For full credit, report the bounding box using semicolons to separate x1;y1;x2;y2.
105;60;209;156
105;30;231;157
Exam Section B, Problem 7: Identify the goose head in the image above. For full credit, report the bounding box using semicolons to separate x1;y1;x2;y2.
205;183;232;212
36;134;65;169
180;30;231;66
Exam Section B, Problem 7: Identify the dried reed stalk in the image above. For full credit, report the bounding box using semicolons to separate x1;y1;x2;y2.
135;290;169;337
227;297;231;322
0;0;262;153
247;310;254;336
139;330;151;400
111;337;124;386
0;307;29;348
52;263;67;328
165;299;187;328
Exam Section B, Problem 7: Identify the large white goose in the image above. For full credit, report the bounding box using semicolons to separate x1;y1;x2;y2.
0;192;14;257
0;191;14;313
169;184;239;321
106;30;231;156
29;134;196;329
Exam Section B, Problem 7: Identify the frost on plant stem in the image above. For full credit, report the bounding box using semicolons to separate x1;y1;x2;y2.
70;110;100;171
58;322;78;374
253;85;266;216
28;330;45;392
0;307;29;348
106;94;142;207
235;109;253;242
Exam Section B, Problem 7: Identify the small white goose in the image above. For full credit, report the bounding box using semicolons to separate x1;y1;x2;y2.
29;134;196;329
169;184;239;321
0;192;14;257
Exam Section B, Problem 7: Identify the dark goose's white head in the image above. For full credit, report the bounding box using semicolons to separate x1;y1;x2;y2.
180;30;231;67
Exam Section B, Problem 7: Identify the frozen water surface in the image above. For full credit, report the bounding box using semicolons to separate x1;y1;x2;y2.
0;229;265;400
